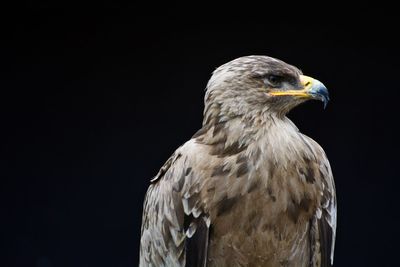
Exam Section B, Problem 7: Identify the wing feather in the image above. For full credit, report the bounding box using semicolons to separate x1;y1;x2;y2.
310;157;337;267
139;143;210;267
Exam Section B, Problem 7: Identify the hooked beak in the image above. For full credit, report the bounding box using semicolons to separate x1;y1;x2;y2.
269;75;330;108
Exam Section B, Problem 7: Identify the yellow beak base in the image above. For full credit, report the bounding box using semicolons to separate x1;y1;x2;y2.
269;75;329;108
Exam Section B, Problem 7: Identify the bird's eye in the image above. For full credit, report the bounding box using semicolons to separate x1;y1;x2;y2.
264;74;284;87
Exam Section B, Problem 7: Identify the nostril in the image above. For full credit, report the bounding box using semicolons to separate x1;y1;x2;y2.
305;81;311;87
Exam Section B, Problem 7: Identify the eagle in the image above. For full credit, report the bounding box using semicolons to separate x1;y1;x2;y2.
139;56;336;267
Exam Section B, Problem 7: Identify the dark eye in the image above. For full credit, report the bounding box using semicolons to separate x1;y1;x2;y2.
264;74;284;87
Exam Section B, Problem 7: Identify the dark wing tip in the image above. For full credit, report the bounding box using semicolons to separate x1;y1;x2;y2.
319;210;334;267
185;216;210;267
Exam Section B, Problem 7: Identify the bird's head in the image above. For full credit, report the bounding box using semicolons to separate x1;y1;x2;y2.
203;56;329;124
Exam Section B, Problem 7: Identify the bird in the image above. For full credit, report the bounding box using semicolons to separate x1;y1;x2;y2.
139;55;336;267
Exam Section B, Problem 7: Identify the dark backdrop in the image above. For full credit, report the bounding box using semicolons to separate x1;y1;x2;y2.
1;7;399;267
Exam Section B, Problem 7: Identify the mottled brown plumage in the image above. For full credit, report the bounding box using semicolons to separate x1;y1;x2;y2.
140;56;336;267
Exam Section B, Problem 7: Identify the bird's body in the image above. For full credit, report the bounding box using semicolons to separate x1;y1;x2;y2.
140;56;336;267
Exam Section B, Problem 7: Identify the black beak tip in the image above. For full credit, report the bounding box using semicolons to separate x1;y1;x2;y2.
322;91;330;109
322;94;330;109
323;98;328;109
310;82;329;110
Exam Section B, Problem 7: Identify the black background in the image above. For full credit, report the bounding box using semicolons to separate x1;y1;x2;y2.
2;7;400;267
